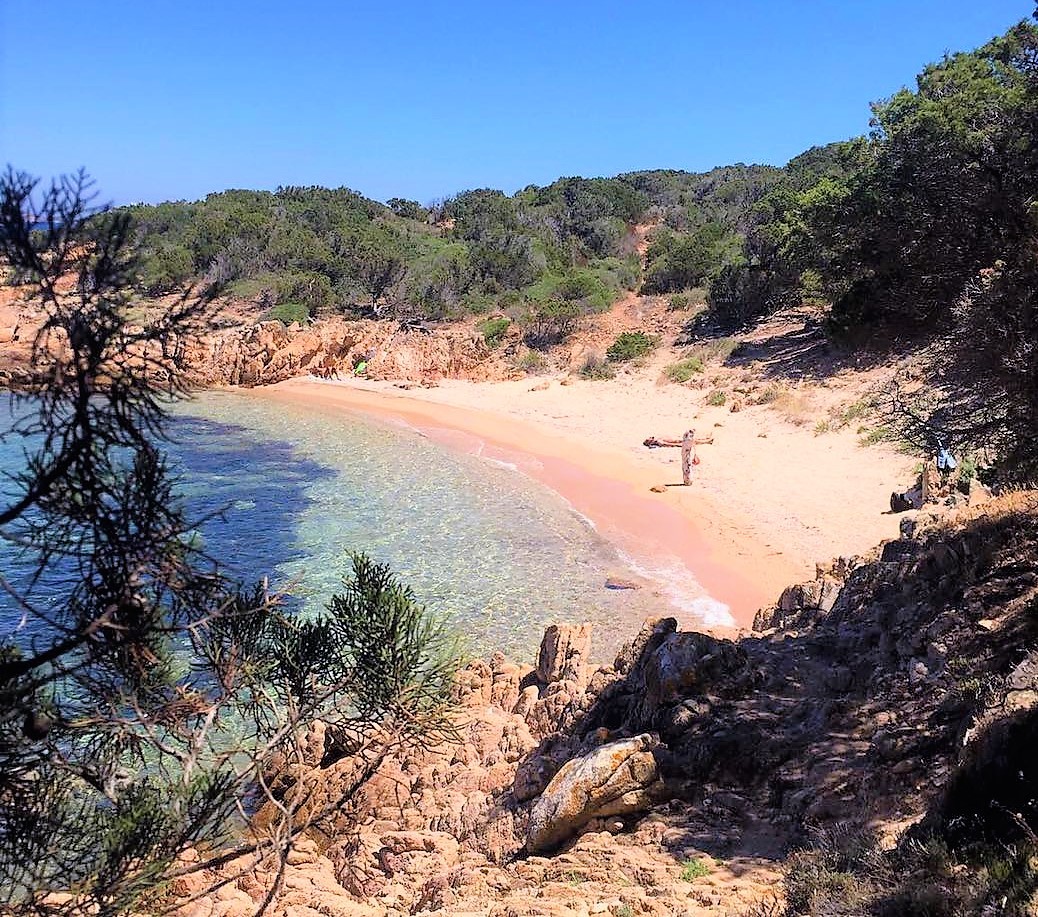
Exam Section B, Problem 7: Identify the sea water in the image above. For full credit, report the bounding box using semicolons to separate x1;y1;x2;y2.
0;391;671;661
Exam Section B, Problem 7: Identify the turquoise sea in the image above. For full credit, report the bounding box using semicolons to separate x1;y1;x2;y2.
0;391;674;661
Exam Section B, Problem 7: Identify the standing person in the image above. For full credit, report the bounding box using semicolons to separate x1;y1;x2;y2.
681;429;698;485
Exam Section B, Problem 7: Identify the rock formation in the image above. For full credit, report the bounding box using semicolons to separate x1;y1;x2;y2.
182;317;510;387
0;289;512;388
173;491;1038;916
527;734;667;854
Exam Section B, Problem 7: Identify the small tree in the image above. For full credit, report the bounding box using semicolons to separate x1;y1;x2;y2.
351;237;407;316
0;168;459;915
522;297;581;350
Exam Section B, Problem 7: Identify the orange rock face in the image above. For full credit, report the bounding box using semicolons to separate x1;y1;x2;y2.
182;318;511;388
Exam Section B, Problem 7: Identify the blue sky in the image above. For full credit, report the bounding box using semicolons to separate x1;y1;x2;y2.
0;1;1030;205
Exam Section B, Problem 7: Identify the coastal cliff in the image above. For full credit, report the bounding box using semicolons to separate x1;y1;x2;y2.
181;318;512;387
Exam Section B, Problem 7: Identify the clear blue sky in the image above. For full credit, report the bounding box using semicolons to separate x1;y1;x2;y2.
0;1;1030;206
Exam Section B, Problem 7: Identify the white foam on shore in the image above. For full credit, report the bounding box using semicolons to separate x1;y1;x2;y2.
568;508;600;533
617;550;735;628
483;457;520;472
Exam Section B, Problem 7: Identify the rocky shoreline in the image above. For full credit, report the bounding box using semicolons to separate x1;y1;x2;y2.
0;299;513;389
181;318;511;389
173;492;1038;916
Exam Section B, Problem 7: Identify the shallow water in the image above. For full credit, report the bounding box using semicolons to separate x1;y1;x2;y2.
174;391;671;660
0;392;675;661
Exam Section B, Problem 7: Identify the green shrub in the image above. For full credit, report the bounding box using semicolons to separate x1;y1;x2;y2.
138;243;194;294
591;254;640;294
461;292;493;315
275;271;335;313
478;316;510;348
707;389;727;407
516;350;546;374
578;352;615;380
265;301;311;325
607;331;658;363
523;298;582;350
556;270;601;301
526;268;617;314
680;858;711;882
829;398;871;430
668;293;690;310
784;859;867;915
957;455;978;491
226;272;280;301
858;426;891;446
665;357;705;383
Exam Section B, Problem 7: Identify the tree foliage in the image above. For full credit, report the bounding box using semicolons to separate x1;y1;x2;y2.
813;22;1038;333
798;18;1038;472
0;169;460;915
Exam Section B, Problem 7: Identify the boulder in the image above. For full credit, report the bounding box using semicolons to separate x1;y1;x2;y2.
536;623;592;690
526;734;666;853
969;477;993;506
641;631;750;712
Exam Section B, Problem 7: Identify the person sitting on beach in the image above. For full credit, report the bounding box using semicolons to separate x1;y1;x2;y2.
352;348;375;377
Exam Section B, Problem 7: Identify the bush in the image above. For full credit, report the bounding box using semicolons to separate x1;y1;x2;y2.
516;351;546;375
523;298;581;350
526;268;617;314
578;352;615;380
707;389;726;406
708;261;797;328
138;243;194;294
265;301;311;325
607;331;658;363
642;228;721;294
665;357;705;383
680;858;711;882
478;316;510;348
668;293;690;310
275;271;335;313
783;827;887;916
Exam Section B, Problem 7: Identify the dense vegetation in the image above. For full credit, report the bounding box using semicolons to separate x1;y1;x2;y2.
124;16;1038;473
123;157;851;333
806;19;1038;473
125;179;645;328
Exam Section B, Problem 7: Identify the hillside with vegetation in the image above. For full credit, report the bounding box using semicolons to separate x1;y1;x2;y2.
4;12;1038;917
121;154;848;342
120;18;1038;479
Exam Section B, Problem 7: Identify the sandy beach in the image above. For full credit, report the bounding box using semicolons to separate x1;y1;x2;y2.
251;374;915;631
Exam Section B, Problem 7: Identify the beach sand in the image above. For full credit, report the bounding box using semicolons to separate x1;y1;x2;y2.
251;374;915;631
